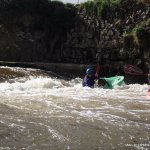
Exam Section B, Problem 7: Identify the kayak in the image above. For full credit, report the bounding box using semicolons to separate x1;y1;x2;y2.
124;64;144;75
100;76;124;89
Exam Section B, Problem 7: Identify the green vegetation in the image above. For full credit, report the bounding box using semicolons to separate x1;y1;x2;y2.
132;20;150;47
80;0;123;17
79;0;149;18
123;19;150;57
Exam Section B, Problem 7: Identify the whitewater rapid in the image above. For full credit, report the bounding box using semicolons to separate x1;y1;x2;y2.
0;66;150;150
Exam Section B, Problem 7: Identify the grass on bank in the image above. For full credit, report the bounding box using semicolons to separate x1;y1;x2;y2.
79;0;149;17
123;19;150;56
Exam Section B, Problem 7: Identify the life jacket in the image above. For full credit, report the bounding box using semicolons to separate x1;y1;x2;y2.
82;75;95;88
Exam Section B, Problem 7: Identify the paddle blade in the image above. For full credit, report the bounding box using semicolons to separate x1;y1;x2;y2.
124;64;144;75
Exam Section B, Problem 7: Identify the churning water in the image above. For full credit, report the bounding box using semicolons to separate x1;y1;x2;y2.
0;66;150;150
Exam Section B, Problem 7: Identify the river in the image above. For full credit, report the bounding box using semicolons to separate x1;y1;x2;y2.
0;66;150;150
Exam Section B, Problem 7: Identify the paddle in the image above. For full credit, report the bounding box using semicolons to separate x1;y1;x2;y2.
124;64;145;75
95;65;100;78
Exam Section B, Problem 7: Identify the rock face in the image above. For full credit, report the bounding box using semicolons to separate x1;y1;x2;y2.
0;0;77;62
66;1;150;72
0;0;149;79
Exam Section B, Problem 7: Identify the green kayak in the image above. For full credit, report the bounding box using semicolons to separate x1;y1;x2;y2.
100;76;124;89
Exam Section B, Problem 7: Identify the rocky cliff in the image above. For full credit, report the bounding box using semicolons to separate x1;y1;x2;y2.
0;0;77;62
64;0;150;73
0;0;149;78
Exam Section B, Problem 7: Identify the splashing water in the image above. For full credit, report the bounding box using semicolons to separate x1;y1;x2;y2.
0;67;150;150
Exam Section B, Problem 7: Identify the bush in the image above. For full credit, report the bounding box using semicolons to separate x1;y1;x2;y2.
123;19;150;56
80;0;122;17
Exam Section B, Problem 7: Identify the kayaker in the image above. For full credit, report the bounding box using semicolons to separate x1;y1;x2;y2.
82;67;97;88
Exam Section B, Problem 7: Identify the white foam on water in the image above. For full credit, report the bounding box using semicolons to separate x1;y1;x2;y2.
0;68;150;150
0;76;149;100
0;77;65;93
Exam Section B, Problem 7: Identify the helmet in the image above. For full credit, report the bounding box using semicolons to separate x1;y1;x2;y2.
86;68;94;76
